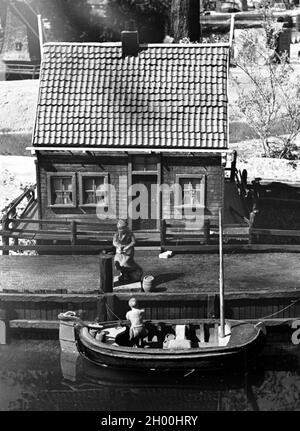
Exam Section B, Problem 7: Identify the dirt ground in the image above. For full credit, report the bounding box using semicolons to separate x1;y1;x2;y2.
0;252;299;293
136;251;300;293
0;156;35;212
0;80;38;134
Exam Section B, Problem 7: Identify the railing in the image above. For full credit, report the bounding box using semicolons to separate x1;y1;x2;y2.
249;227;300;244
160;217;300;251
1;184;300;254
5;63;40;77
160;218;213;250
0;217;116;254
1;185;36;218
1;185;37;254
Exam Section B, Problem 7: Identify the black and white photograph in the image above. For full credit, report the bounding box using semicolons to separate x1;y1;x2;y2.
0;0;300;416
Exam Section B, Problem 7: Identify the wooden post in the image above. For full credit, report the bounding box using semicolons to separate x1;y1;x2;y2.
219;208;225;338
204;219;210;245
249;183;259;244
249;211;258;245
229;14;235;47
70;221;77;246
230;150;237;182
241;0;248;11
0;309;8;345
11;208;18;249
2;213;9;256
160;219;166;251
12;237;19;248
59;321;78;354
60;351;80;382
99;253;113;293
207;293;216;319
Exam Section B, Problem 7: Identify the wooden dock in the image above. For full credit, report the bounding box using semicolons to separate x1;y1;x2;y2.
0;252;299;338
1;252;300;294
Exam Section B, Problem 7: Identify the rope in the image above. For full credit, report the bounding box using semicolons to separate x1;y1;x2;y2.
98;280;123;321
258;298;300;320
105;301;123;322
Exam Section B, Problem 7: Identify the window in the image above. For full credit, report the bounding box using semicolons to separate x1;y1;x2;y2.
47;173;76;207
79;173;109;206
132;155;157;172
15;42;22;51
176;174;206;208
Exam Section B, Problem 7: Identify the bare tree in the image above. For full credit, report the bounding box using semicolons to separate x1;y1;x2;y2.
232;1;300;160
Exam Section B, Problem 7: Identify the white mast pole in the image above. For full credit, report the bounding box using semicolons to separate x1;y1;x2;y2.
37;14;44;61
219;207;225;338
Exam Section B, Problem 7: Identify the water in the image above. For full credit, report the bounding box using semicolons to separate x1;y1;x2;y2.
0;334;299;411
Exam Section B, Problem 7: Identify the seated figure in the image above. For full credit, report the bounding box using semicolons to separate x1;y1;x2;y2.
113;220;142;284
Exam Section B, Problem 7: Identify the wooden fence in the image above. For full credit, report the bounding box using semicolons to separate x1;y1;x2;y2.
1;182;300;253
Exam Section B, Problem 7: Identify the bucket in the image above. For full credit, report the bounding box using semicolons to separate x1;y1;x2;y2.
142;275;155;292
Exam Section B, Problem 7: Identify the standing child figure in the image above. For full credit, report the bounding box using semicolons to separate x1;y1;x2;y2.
113;220;142;284
126;298;147;347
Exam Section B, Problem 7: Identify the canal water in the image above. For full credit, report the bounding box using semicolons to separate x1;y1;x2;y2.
0;333;299;411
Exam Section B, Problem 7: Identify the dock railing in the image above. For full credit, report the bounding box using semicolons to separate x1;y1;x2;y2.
1;183;300;254
0;217;116;255
160;218;213;250
0;184;116;254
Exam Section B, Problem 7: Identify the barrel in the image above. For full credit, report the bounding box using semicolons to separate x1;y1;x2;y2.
142;275;155;293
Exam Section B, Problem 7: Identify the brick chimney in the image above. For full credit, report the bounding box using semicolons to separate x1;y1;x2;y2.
121;31;139;57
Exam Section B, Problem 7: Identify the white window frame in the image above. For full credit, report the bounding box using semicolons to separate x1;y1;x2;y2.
47;172;77;208
78;172;109;207
175;174;206;209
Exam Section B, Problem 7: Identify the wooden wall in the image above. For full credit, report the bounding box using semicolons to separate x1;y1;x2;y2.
37;152;223;227
2;291;300;325
37;152;128;222
162;155;223;223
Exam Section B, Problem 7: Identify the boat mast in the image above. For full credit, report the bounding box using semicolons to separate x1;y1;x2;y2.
219;207;225;338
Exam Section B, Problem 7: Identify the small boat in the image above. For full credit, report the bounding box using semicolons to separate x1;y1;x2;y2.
58;314;266;370
58;209;266;371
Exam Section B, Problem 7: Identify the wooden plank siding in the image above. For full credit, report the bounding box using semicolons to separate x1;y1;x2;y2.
161;155;223;222
39;153;129;222
1;291;299;326
37;152;224;229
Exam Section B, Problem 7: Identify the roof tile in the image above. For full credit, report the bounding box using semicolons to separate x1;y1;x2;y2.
33;43;229;150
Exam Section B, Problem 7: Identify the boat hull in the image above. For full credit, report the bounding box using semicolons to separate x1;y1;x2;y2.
75;319;266;371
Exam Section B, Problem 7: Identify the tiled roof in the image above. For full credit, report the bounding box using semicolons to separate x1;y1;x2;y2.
32;42;229;150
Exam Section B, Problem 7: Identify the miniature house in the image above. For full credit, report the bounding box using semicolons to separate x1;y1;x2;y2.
0;1;40;79
28;32;230;237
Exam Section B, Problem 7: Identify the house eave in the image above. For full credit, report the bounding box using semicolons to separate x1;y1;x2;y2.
27;146;230;155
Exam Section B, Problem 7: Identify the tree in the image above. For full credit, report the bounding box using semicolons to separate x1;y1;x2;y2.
232;1;300;160
36;0;96;42
168;0;200;42
35;0;170;43
101;0;169;43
